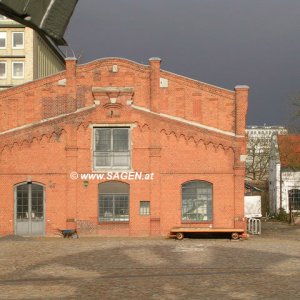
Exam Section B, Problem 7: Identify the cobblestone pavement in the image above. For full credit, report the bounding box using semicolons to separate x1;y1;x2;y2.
0;222;300;299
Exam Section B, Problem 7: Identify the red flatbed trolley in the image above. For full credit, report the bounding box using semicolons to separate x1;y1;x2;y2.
170;227;245;240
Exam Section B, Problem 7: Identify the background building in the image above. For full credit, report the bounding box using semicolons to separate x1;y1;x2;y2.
0;14;65;90
246;125;288;181
269;135;300;214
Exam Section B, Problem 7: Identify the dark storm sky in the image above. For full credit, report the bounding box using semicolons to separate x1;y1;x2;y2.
63;0;300;126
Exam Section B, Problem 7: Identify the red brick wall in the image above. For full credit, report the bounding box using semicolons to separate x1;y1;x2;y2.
0;57;248;236
0;57;243;134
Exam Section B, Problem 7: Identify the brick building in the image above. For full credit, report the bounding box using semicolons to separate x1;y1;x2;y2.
0;57;249;237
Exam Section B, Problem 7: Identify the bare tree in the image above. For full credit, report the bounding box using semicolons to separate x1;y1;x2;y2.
288;93;300;132
246;136;271;181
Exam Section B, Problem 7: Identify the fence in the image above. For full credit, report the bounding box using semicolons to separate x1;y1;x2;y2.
247;218;261;235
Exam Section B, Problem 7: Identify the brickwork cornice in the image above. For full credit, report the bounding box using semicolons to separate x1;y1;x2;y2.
77;57;149;74
131;114;236;154
0;106;95;152
0;104;238;156
160;70;235;100
0;72;65;99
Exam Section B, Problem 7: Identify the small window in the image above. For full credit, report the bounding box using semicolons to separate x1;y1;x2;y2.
140;201;150;215
0;62;6;79
94;127;130;169
12;62;24;78
0;32;7;48
12;32;24;49
289;189;300;210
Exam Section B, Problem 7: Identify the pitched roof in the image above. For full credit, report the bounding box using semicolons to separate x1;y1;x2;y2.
278;134;300;170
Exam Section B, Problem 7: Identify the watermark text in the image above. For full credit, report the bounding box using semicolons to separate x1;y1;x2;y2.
70;171;154;181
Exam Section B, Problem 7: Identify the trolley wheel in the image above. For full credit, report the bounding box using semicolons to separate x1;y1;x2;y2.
231;232;239;240
176;232;184;240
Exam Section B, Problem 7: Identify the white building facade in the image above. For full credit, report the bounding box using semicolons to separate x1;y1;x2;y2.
246;125;287;181
0;14;65;90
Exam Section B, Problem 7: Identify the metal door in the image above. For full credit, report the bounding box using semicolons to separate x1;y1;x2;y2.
15;183;45;236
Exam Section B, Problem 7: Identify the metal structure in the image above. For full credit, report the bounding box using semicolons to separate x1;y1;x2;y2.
247;218;261;235
0;0;78;45
170;227;245;240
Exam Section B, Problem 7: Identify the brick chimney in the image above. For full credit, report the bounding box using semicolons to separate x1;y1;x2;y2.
64;57;77;110
234;85;249;136
65;57;77;88
149;57;161;112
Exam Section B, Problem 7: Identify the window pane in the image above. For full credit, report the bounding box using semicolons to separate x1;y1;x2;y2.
94;153;111;167
113;129;128;151
140;201;150;215
114;195;129;221
95;128;111;151
182;181;212;221
31;184;44;219
0;32;6;48
94;127;130;168
289;189;300;210
13;32;24;48
100;181;129;194
112;152;130;167
13;62;24;77
99;182;129;222
0;62;6;78
99;195;114;221
16;184;29;220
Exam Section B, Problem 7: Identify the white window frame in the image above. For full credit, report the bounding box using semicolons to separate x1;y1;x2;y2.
0;61;7;79
0;32;7;49
12;61;25;79
12;32;24;49
288;189;300;211
93;126;131;170
181;180;213;222
98;181;130;222
140;201;150;216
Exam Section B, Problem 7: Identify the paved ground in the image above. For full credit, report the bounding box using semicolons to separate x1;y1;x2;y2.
0;222;300;299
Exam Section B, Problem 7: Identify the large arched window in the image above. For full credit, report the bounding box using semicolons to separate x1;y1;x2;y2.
288;189;300;210
98;181;129;222
182;181;213;222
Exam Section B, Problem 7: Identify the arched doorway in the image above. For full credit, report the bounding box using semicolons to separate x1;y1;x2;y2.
15;182;45;236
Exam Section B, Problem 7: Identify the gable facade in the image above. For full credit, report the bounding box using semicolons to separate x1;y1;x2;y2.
0;57;248;236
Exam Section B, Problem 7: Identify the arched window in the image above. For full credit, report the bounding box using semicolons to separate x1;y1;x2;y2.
182;181;212;222
288;189;300;210
98;181;129;222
